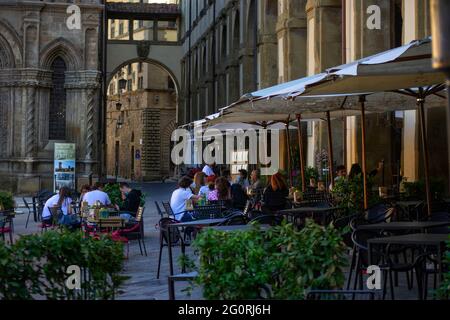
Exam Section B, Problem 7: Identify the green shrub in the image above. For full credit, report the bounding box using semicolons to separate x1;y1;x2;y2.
0;190;14;210
436;234;450;300
331;174;379;215
189;220;347;300
402;178;446;200
0;230;127;300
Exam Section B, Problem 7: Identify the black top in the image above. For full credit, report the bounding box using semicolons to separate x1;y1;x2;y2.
263;186;289;212
230;183;248;209
120;189;142;215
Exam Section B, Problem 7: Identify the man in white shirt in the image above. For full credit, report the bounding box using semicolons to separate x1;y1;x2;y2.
83;182;112;206
202;162;215;177
170;176;199;221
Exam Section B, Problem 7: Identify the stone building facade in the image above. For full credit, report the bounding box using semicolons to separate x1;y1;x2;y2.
179;0;448;187
106;62;177;181
0;0;103;193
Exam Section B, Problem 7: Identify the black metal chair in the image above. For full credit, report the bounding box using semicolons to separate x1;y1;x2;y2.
248;214;283;226
218;212;248;226
0;215;13;244
22;197;33;228
155;201;166;218
350;228;425;300
192;204;223;219
306;289;382;300
120;207;147;256
157;217;189;279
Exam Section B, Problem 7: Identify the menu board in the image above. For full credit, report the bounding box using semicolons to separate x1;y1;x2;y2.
54;143;76;192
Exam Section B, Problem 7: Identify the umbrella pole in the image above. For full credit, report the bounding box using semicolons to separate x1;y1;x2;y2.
326;111;335;189
360;96;369;211
296;114;306;192
285;121;293;187
417;97;432;217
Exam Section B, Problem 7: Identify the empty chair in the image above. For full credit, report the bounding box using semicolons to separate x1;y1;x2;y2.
23;197;34;228
218;213;248;226
155;201;166;218
0;216;13;244
157;217;189;279
113;207;147;256
248;214;283;226
306;290;381;300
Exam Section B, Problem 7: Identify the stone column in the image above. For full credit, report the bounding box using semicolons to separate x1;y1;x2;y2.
258;0;278;88
277;0;308;81
25;86;36;160
306;0;343;172
346;0;396;182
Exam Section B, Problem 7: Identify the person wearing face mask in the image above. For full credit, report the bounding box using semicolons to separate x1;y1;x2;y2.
116;182;142;220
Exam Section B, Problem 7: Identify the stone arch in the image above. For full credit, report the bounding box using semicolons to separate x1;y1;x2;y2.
161;119;177;177
107;57;180;97
0;19;23;68
40;38;81;71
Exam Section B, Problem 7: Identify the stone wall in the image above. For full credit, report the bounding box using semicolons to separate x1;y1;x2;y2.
0;1;103;194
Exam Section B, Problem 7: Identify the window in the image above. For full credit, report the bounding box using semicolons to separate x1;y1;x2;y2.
127;79;132;91
138;62;143;72
119;22;124;35
138;76;143;89
127;64;132;74
49;57;67;140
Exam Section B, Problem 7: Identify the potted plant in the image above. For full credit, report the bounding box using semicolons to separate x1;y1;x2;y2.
0;191;14;212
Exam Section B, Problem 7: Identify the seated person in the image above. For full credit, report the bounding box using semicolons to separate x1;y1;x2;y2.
220;169;233;187
250;169;264;191
231;183;248;210
79;184;91;205
235;169;250;189
262;172;289;213
83;182;112;207
42;187;80;228
170;176;200;222
208;177;231;201
116;182;142;221
193;172;210;197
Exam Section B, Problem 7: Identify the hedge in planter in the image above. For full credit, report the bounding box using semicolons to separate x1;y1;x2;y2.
436;234;450;300
189;220;347;300
0;190;14;211
0;230;127;300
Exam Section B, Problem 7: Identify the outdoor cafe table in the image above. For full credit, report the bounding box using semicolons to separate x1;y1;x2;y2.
395;200;423;220
278;206;338;225
208;224;270;232
357;221;450;232
167;218;227;275
367;233;448;298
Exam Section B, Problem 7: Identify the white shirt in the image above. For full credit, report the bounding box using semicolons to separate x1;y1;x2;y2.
83;190;111;206
202;165;214;177
170;187;193;220
42;194;72;219
198;185;211;197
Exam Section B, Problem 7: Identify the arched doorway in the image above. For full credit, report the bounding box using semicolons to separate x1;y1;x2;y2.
106;60;178;181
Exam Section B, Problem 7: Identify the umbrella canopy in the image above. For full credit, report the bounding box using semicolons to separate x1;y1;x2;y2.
215;37;446;121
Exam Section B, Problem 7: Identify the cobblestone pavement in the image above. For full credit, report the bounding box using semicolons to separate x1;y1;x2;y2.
11;182;431;300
